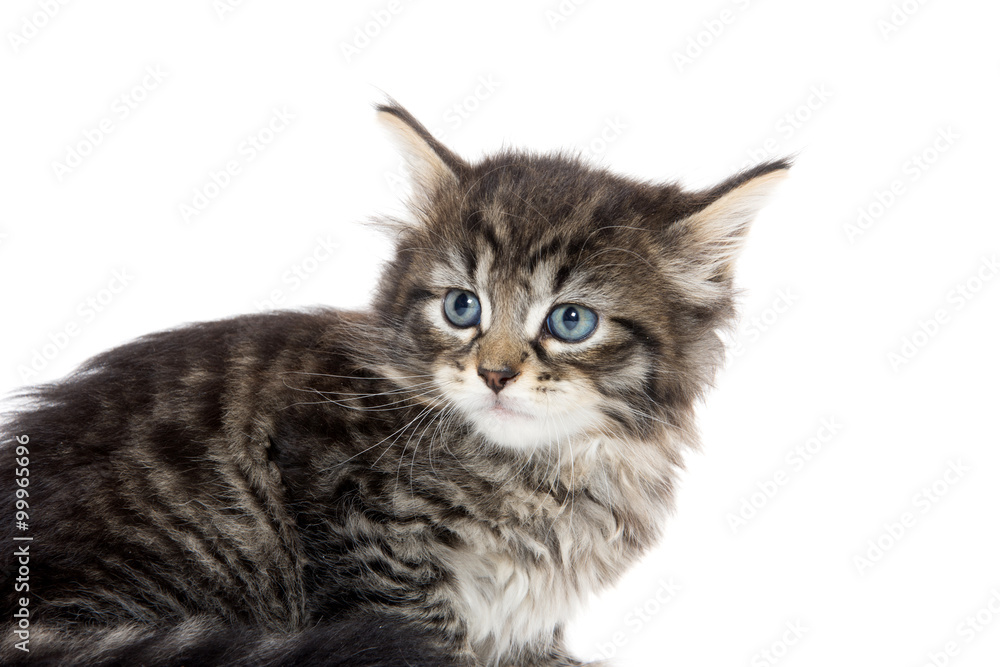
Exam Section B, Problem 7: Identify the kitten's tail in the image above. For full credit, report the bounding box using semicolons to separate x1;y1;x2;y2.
1;614;463;667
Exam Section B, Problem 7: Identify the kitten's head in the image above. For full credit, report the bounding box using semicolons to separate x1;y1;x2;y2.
371;101;788;452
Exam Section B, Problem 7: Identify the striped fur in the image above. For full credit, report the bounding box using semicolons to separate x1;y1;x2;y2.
1;102;788;666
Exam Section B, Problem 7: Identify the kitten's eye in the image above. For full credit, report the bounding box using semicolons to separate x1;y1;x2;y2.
546;304;598;342
443;289;482;328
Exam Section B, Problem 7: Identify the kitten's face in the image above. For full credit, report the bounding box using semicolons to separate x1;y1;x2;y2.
413;195;662;450
401;172;691;450
372;103;787;452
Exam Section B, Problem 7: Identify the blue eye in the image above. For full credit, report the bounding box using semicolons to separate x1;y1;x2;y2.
546;304;598;342
443;289;481;328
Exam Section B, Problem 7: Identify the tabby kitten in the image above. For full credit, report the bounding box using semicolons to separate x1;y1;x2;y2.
1;102;788;666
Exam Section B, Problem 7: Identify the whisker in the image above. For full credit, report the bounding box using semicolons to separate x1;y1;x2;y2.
394;405;439;497
281;370;436;381
371;405;437;468
336;405;436;467
286;386;448;413
283;380;437;399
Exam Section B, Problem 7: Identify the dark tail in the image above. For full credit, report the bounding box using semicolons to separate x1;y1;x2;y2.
2;614;463;666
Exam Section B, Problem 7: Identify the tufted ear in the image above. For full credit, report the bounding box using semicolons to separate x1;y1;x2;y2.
666;160;790;283
376;100;469;196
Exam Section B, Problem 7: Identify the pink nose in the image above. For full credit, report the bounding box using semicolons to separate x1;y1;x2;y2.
477;366;519;394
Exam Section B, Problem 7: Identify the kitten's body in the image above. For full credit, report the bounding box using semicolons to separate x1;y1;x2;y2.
1;103;787;666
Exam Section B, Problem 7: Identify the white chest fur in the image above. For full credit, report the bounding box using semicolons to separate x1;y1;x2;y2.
447;435;680;664
450;512;609;663
452;547;585;661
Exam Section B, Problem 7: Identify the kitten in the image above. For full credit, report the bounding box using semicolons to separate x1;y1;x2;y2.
1;101;788;666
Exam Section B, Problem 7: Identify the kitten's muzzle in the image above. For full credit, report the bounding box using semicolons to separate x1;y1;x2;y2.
477;366;520;394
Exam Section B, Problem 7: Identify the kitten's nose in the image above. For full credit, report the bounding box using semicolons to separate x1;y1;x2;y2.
477;366;519;394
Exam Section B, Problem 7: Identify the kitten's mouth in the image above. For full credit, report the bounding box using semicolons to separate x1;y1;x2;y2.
485;397;532;419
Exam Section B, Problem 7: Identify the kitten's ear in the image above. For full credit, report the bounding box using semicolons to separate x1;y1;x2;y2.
376;100;469;193
667;160;790;283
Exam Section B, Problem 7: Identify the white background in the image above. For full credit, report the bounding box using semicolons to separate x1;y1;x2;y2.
3;1;999;665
